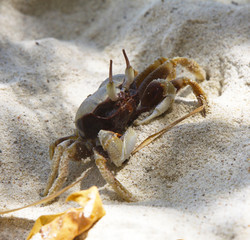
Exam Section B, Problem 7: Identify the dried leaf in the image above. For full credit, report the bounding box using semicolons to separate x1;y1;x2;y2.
27;186;105;240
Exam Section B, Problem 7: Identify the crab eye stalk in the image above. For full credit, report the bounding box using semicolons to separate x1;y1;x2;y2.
122;49;135;90
106;60;119;101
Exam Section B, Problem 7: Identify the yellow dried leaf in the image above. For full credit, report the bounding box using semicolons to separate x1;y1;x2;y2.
27;186;105;240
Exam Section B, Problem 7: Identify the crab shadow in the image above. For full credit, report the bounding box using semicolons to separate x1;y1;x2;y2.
127;118;249;210
65;152;134;202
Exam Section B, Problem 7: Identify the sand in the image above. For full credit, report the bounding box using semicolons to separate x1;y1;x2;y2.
0;0;249;239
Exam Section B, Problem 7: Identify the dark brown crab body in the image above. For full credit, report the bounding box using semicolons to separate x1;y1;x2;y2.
75;77;139;140
44;50;207;202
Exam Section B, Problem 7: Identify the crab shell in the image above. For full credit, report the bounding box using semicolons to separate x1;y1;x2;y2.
75;74;136;139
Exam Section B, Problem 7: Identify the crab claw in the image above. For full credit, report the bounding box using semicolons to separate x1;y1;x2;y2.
106;60;119;101
98;128;137;167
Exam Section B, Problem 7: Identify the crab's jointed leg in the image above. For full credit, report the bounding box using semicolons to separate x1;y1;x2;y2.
171;57;206;82
132;104;206;155
136;57;205;98
170;77;208;116
44;137;92;196
134;57;168;88
94;150;136;202
43;139;74;196
134;56;207;125
49;134;78;160
135;79;177;125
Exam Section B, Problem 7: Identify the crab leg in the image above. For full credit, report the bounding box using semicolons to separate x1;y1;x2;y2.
134;57;168;88
132;104;206;154
44;139;74;196
49;133;78;160
170;77;208;116
171;57;206;82
44;137;93;196
135;79;177;125
94;150;136;202
137;57;205;98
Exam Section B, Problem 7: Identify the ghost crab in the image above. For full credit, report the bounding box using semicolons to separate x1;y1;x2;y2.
44;50;207;202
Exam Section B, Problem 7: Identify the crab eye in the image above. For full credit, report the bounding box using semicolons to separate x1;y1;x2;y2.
122;49;135;90
106;60;119;101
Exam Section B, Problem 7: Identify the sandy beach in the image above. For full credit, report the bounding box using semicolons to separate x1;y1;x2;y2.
0;0;249;239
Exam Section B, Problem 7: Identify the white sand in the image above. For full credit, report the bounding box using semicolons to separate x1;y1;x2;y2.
0;0;249;239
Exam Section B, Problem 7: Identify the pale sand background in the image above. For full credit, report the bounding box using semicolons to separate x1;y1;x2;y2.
0;0;249;239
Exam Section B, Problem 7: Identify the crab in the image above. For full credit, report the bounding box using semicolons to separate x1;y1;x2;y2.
43;50;207;202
